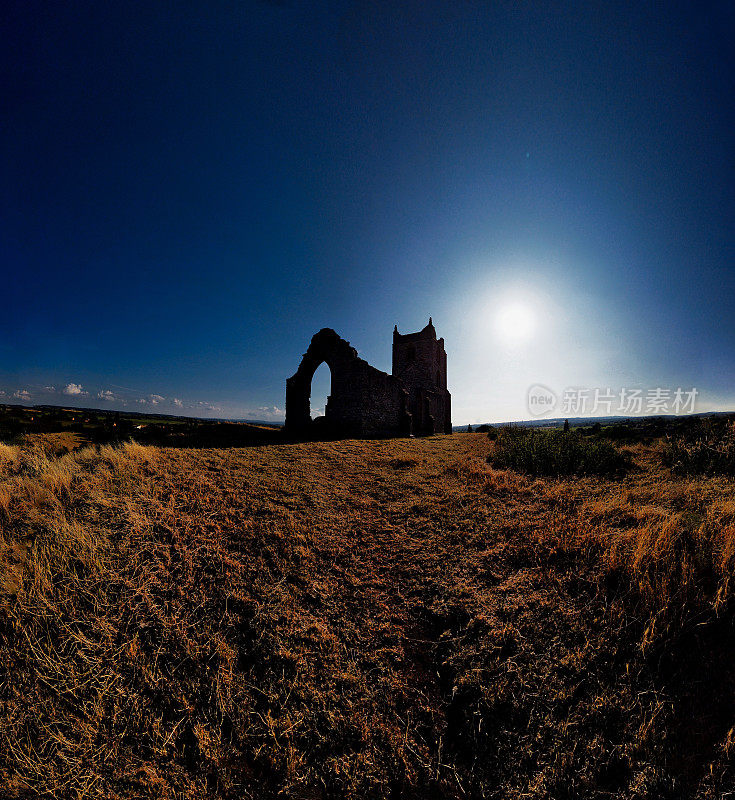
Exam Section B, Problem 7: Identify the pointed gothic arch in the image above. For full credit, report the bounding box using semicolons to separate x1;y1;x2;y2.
285;329;356;433
285;328;411;437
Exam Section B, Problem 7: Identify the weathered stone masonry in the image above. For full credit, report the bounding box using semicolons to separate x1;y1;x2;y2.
285;320;451;437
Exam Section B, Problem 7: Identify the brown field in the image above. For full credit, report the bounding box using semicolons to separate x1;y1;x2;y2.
1;433;734;798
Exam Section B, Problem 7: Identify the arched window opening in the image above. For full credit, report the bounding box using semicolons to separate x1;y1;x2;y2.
310;362;331;420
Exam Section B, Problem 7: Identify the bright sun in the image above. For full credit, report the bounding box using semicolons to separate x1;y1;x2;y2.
494;302;536;343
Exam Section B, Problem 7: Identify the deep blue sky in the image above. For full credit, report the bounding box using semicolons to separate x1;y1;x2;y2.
2;1;733;422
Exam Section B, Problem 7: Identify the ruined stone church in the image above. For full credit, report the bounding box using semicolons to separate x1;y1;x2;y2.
285;320;451;438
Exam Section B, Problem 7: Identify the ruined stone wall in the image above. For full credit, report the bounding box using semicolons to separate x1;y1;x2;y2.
327;358;409;436
285;323;450;439
285;329;409;438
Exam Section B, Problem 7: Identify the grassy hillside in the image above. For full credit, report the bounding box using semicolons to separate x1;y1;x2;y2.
1;432;734;798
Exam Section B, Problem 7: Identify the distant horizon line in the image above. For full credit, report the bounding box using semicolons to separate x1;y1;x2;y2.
4;401;734;430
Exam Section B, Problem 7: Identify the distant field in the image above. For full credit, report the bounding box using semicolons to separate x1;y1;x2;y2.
0;404;281;449
1;430;734;798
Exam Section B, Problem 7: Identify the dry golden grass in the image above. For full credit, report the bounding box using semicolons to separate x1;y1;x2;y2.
0;433;734;798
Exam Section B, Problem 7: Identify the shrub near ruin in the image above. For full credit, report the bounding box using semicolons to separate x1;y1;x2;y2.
663;418;735;475
489;426;629;477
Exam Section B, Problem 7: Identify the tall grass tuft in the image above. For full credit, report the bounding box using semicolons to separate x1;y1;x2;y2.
489;426;629;477
0;440;156;599
663;418;735;475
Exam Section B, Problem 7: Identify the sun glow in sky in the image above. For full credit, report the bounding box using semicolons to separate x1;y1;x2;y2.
494;302;536;345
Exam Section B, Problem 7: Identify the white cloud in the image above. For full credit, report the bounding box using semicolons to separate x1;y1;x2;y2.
97;390;117;402
133;395;220;413
257;405;284;419
64;383;86;396
137;394;166;406
196;400;222;412
44;386;56;393
13;389;31;401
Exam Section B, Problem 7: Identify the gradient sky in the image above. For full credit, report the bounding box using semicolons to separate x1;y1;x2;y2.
2;1;734;423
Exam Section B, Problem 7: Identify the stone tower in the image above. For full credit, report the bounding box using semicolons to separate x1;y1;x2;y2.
392;318;452;435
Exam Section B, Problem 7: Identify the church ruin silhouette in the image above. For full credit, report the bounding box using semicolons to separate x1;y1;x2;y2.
285;320;451;437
